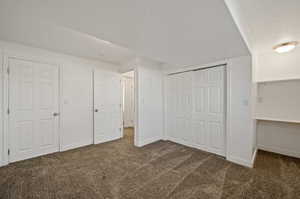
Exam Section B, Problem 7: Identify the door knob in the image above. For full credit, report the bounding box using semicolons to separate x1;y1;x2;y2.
95;109;99;112
53;112;60;116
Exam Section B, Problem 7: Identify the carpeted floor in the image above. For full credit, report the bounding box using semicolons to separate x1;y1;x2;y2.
1;128;300;199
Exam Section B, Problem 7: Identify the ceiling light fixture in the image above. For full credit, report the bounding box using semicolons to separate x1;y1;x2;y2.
101;39;112;45
273;41;298;53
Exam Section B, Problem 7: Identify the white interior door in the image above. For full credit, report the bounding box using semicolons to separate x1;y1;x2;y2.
123;76;134;127
193;66;225;156
9;58;60;163
94;70;122;144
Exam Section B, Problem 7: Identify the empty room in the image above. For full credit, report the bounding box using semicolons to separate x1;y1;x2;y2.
0;0;300;198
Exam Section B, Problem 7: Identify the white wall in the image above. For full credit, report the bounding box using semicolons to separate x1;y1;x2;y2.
135;59;164;146
256;80;300;121
0;40;119;166
255;47;300;82
254;48;300;158
226;55;255;167
0;49;3;165
257;121;300;158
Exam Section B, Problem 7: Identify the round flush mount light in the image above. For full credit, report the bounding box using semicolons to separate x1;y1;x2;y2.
273;41;298;53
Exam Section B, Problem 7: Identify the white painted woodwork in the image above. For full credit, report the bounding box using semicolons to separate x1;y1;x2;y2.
94;69;122;144
166;66;225;156
193;66;225;156
0;41;121;166
123;76;134;127
60;64;93;151
8;58;59;162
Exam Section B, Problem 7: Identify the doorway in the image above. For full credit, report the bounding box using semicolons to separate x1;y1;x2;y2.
122;70;135;144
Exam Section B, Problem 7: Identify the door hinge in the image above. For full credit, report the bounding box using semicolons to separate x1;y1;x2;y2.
8;149;10;155
7;67;10;75
7;108;10;115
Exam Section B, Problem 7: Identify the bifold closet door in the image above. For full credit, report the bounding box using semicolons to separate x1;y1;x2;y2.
166;66;225;156
193;66;225;156
94;70;122;144
9;58;60;162
166;72;193;143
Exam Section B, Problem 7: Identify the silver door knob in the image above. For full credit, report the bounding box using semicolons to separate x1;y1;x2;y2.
94;109;99;112
53;112;60;116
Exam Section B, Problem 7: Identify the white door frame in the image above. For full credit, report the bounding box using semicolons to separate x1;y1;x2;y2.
120;68;139;146
122;73;135;128
2;52;61;166
133;67;139;146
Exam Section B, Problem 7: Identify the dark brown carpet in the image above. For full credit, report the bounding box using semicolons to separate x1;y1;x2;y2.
1;128;300;199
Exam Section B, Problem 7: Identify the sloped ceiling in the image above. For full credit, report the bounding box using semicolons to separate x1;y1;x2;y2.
0;0;249;66
225;0;300;54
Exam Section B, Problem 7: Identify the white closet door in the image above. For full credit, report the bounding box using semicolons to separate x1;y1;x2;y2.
168;72;193;143
123;77;134;127
9;58;60;162
94;70;122;144
193;66;225;156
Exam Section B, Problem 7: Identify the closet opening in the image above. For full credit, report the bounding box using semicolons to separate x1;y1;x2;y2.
166;64;227;157
122;70;135;145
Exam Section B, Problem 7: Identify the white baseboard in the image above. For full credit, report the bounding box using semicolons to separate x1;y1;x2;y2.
166;136;225;157
94;135;122;145
124;125;134;128
163;136;255;168
60;140;93;152
226;149;257;168
0;159;8;167
251;148;258;167
136;136;162;147
257;144;300;158
227;156;253;168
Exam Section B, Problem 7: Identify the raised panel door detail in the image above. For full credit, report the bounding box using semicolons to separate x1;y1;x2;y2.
194;87;206;113
193;120;206;146
208;121;223;151
208;87;222;114
9;58;59;163
94;70;122;144
167;66;225;157
39;119;55;147
18;121;34;152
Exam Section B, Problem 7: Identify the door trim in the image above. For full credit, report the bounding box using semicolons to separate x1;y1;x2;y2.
2;52;61;165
